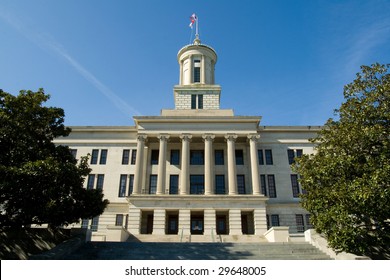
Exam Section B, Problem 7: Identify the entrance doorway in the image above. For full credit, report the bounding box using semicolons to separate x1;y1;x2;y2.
140;210;154;234
216;212;229;235
191;212;204;235
241;211;255;235
166;211;179;234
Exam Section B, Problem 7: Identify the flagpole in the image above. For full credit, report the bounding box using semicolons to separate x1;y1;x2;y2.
196;15;199;37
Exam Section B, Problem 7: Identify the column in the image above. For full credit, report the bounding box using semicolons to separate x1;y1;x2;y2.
225;134;238;195
248;134;261;195
179;209;191;236
204;209;216;237
179;60;183;84
180;134;192;195
189;55;193;84
157;134;169;195
229;209;242;235
153;209;166;235
201;55;206;84
203;134;215;195
133;134;147;194
254;207;268;235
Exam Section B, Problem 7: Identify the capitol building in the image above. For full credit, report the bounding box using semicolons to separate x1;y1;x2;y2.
55;35;319;243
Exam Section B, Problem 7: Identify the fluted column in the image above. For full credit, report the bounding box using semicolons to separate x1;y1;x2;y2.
203;134;215;195
133;134;147;194
156;134;169;195
180;134;192;194
248;134;261;195
225;134;238;195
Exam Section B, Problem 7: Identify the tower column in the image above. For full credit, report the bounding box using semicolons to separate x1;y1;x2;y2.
179;60;183;84
156;134;169;195
133;134;147;194
189;55;193;84
180;134;192;194
201;55;206;84
248;134;261;195
203;134;215;195
225;134;238;195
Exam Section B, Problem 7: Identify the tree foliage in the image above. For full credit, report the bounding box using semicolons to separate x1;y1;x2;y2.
0;89;108;228
294;63;390;258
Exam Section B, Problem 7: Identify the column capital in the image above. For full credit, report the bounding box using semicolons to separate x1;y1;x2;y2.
137;134;147;142
247;134;260;142
225;134;238;142
202;134;215;142
180;134;193;142
157;134;170;141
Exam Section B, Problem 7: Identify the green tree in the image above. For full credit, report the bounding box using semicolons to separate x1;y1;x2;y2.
0;89;108;228
294;63;390;258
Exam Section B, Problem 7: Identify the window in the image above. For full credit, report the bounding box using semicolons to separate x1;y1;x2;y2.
115;214;124;226
122;149;130;165
215;150;224;165
128;175;134;195
235;150;244;165
296;214;305;232
190;150;204;165
91;216;99;232
215;175;225;194
70;149;77;158
81;219;89;229
198;94;203;109
169;175;179;194
91;149;99;164
191;94;197;109
151;150;159;165
258;149;264;165
194;67;201;83
118;175;127;197
190;175;204;194
96;174;104;190
237;175;246;194
260;175;267;196
170;150;180;165
99;149;108;165
191;94;203;109
268;175;277;198
149;175;157;194
265;149;273;165
291;174;300;198
288;149;303;164
271;214;280;227
131;150;137;165
87;174;95;190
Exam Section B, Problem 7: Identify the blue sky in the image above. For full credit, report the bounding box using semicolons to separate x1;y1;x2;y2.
1;0;389;126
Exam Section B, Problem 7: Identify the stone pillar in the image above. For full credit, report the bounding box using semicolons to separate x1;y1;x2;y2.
128;208;141;235
179;60;183;85
133;134;147;194
153;209;166;235
254;207;268;235
201;55;206;84
189;55;193;84
229;209;242;235
203;134;215;195
248;134;261;195
225;134;238;195
157;134;169;195
204;209;216;237
179;209;191;235
180;134;192;195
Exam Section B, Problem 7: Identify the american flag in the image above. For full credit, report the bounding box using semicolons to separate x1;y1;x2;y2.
189;13;197;28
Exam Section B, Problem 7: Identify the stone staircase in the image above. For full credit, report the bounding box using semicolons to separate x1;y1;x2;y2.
64;242;332;260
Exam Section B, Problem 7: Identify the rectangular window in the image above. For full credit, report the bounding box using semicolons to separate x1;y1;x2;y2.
291;174;300;198
191;94;197;109
169;175;179;194
96;174;104;190
151;150;159;165
149;175;157;194
81;219;89;229
91;149;99;164
115;214;124;227
118;174;127;197
87;174;95;190
271;214;280;227
122;149;130;165
287;149;295;165
128;175;134;196
237;175;246;194
268;175;277;198
215;175;225;194
70;149;77;158
198;95;203;109
190;150;204;165
170;150;180;165
235;150;244;165
190;175;204;194
296;149;303;158
260;175;267;196
214;150;224;165
265;149;273;165
296;214;305;232
258;149;264;165
131;150;137;165
91;216;99;232
194;67;201;83
99;149;108;165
